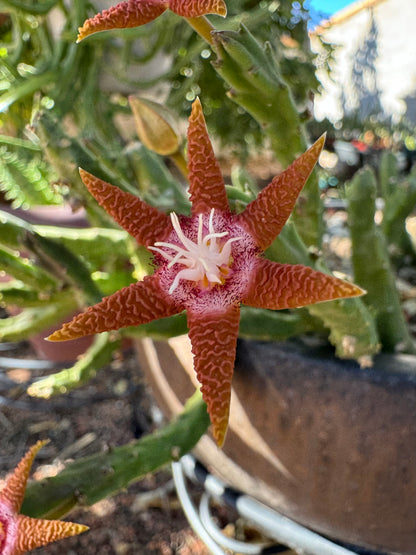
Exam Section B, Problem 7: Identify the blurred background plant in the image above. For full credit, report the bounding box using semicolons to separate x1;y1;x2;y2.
1;0;416;523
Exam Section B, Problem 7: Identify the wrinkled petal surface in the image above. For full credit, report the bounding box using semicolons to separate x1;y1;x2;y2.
187;303;240;447
77;0;168;42
243;258;364;310
0;442;87;555
0;442;47;514
77;0;226;42
187;98;229;215
13;516;87;555
79;169;172;246
169;0;226;17
48;276;181;341
237;135;325;250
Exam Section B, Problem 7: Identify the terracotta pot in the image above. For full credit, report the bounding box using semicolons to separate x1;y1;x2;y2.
136;336;416;555
28;317;93;362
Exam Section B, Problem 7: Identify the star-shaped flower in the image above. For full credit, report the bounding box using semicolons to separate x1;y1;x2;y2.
48;99;363;446
76;0;226;42
0;441;88;555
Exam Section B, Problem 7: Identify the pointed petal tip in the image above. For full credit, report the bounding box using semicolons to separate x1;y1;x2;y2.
78;167;93;183
33;439;50;451
46;325;85;343
308;133;326;163
316;132;326;149
212;421;227;448
21;440;50;464
0;441;50;514
70;522;90;535
191;96;202;114
329;278;366;303
333;274;366;299
351;284;366;297
213;0;227;17
16;516;89;554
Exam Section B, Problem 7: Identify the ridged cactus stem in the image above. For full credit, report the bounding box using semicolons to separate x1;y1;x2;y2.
22;391;210;519
211;26;322;247
266;223;380;361
380;162;416;265
346;167;415;354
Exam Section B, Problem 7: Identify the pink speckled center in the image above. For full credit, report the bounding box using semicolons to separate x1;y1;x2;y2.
0;502;17;555
152;210;259;312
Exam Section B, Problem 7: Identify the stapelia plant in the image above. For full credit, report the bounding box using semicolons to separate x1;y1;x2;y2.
0;441;87;555
48;99;363;446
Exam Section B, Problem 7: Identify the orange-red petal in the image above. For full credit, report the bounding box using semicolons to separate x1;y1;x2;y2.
47;276;181;341
77;0;168;42
237;135;325;250
169;0;226;17
187;303;240;447
187;98;229;215
77;0;226;42
0;441;47;513
13;515;88;555
79;169;172;246
242;258;364;310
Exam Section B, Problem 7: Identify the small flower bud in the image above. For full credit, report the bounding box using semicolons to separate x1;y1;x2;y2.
128;96;182;156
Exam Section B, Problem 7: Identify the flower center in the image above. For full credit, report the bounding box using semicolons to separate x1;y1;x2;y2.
149;209;242;294
0;517;8;552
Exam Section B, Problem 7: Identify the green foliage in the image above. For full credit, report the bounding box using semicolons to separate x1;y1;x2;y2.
346;167;415;353
27;333;121;398
1;1;416;529
378;152;416;265
0;146;62;208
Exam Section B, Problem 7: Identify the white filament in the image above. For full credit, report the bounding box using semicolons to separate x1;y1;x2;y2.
149;209;241;294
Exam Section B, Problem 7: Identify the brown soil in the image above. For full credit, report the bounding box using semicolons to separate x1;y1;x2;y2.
0;340;211;555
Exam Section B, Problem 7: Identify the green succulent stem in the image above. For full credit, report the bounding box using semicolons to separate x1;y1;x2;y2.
2;0;59;14
0;71;56;113
211;25;322;247
185;16;216;44
22;391;210;519
266;223;380;361
346;167;415;354
27;333;121;398
0;299;75;341
378;153;416;265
